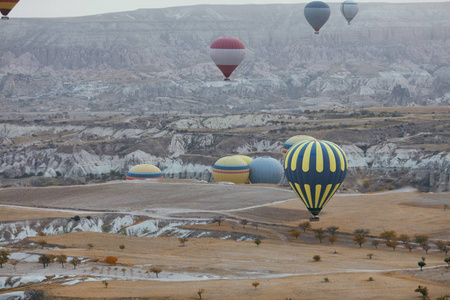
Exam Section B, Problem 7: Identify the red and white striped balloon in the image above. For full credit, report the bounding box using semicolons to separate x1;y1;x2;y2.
210;37;245;80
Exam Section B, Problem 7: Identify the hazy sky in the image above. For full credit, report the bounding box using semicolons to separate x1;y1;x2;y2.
10;0;449;18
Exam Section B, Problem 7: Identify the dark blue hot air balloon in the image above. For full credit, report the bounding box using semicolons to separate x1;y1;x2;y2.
284;140;348;220
304;1;331;34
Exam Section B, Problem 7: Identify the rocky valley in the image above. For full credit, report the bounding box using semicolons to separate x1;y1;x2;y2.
0;3;449;193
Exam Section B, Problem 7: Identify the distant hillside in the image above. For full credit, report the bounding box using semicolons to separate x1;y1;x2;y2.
0;3;449;113
1;108;449;192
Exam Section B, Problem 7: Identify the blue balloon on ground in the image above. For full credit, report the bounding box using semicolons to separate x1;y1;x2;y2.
249;157;284;184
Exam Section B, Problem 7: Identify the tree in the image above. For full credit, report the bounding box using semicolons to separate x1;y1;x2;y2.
251;222;259;230
353;229;369;247
240;219;249;229
39;254;51;269
414;234;429;246
10;259;19;271
379;230;397;242
371;240;380;249
414;286;429;299
57;254;67;268
289;230;301;240
70;257;81;269
87;243;94;250
421;244;431;254
252;281;260;290
405;243;416;252
150;267;162;278
0;250;10;268
39;240;47;249
119;244;125;251
313;255;321;262
328;235;338;245
212;216;224;226
254;239;262;247
418;261;426;271
314;228;327;243
386;240;399;251
179;237;189;247
104;256;118;265
299;221;311;232
398;234;409;245
444;257;450;267
437;241;449;254
367;253;374;259
197;288;205;299
327;226;339;235
103;280;109;288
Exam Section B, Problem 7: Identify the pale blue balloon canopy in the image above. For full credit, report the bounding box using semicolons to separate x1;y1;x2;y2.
304;1;331;34
249;157;284;184
341;0;359;25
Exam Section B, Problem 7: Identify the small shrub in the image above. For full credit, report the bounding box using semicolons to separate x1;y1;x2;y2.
102;280;109;288
368;277;374;281
252;281;260;289
104;256;118;265
313;255;321;262
119;244;125;251
73;215;81;221
323;277;329;283
414;285;429;299
254;239;262;247
367;253;374;259
363;179;370;188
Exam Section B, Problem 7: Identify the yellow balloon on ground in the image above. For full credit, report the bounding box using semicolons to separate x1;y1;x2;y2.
126;164;163;180
213;156;249;184
232;155;253;165
282;135;315;158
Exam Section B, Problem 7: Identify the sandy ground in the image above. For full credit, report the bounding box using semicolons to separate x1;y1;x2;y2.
1;232;448;299
0;182;449;299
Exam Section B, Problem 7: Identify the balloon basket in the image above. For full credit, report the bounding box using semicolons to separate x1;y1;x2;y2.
1;16;9;20
309;216;320;222
224;78;230;81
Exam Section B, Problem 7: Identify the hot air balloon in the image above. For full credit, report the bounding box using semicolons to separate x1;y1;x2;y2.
340;0;359;25
0;0;20;20
126;164;163;180
213;156;249;184
249;157;283;184
210;37;245;81
304;1;331;34
284;140;347;221
282;135;316;158
232;155;253;165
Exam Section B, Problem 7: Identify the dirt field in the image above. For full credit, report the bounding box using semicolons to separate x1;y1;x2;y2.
0;182;449;299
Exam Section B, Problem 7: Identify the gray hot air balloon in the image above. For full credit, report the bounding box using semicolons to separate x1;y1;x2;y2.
340;0;359;25
304;1;331;34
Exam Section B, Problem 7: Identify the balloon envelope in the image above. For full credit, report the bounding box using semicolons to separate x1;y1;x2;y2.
213;156;249;184
282;135;316;158
0;0;20;18
304;1;331;34
232;155;253;165
210;37;245;79
127;164;163;180
340;0;359;25
284;140;348;217
249;157;283;184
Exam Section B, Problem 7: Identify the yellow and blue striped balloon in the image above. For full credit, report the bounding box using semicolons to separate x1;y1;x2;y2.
284;140;348;217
